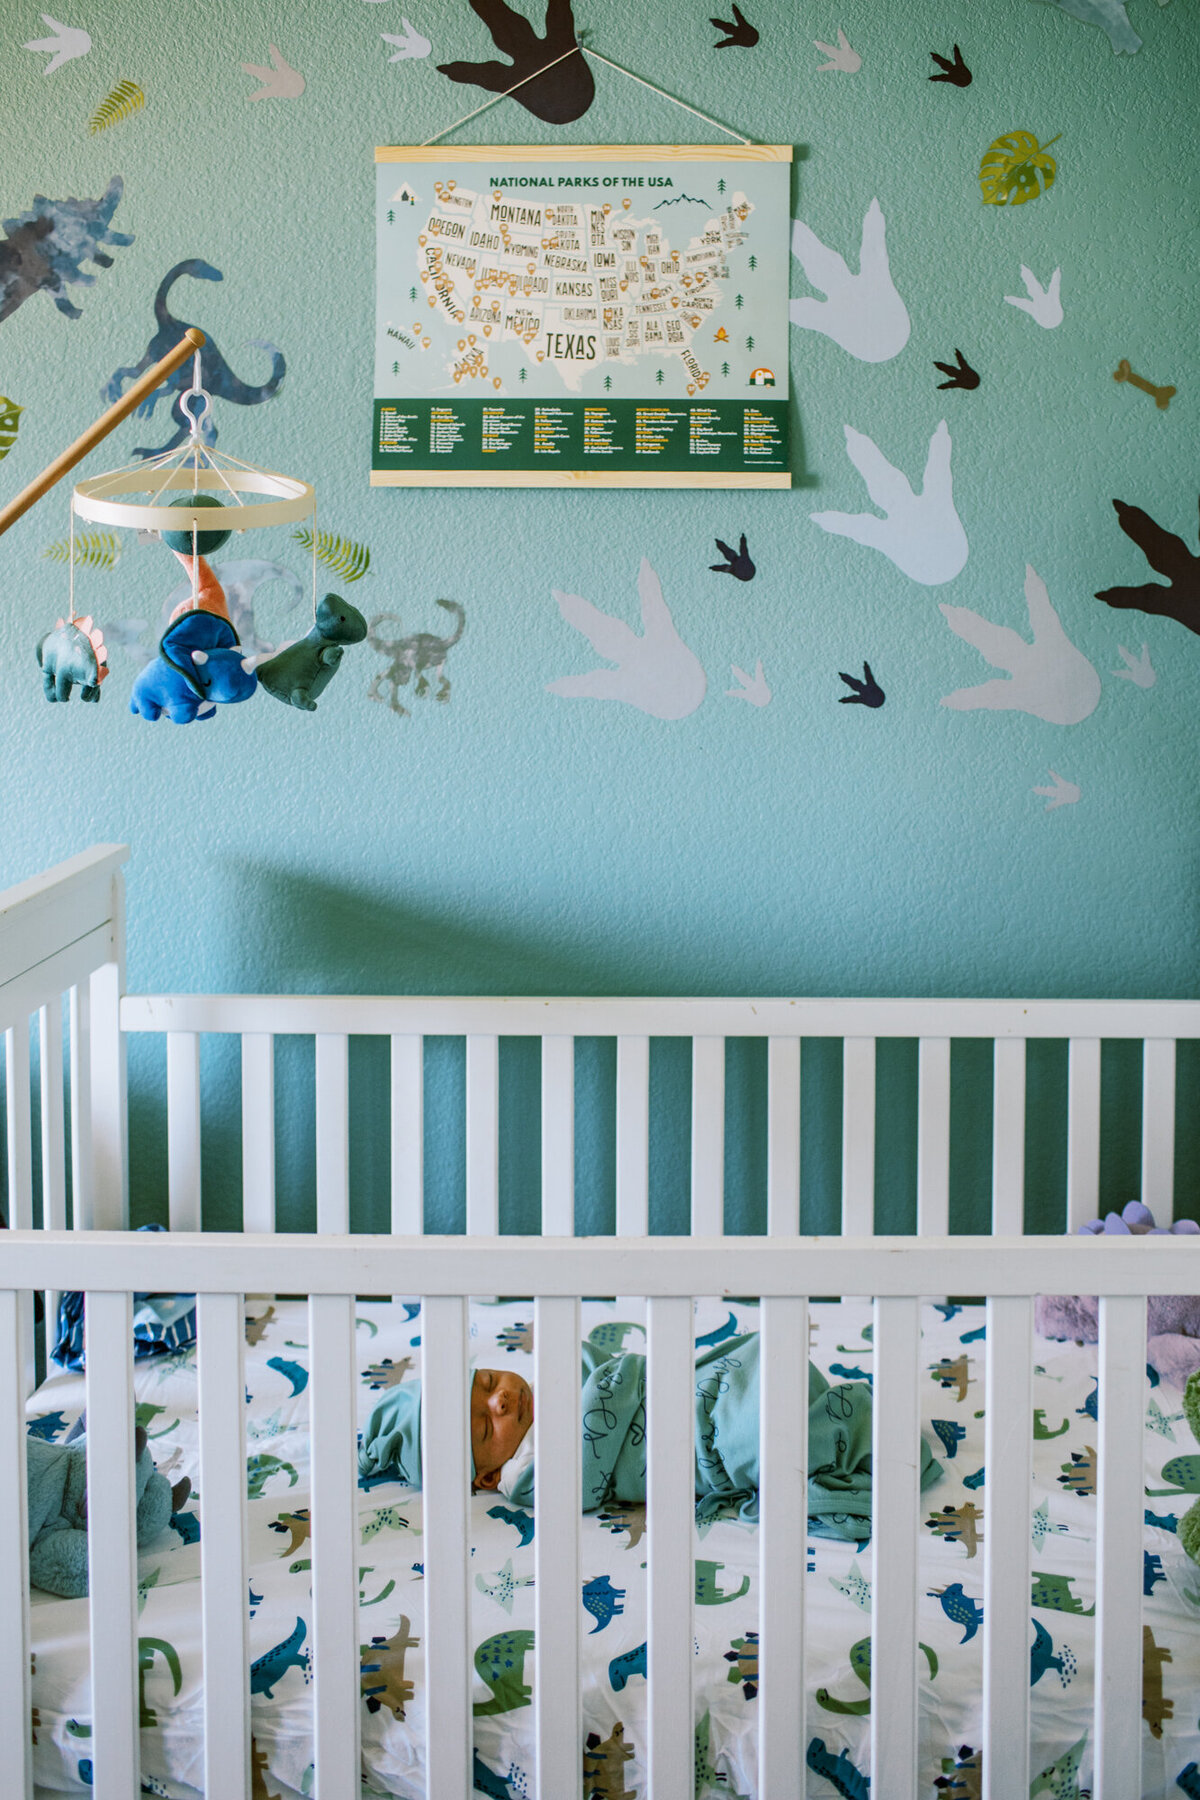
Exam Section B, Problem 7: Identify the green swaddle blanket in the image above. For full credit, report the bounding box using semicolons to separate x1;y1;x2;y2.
359;1331;943;1538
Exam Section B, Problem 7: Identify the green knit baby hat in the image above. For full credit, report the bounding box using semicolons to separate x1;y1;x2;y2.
1181;1371;1200;1564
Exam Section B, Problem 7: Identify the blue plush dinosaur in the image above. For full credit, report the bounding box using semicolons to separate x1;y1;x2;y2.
250;1616;308;1697
608;1640;647;1692
1030;1618;1076;1688
130;556;256;724
256;593;368;711
266;1355;308;1397
582;1573;626;1633
486;1504;536;1547
473;1629;535;1715
806;1737;870;1800
932;1418;966;1459
928;1582;984;1643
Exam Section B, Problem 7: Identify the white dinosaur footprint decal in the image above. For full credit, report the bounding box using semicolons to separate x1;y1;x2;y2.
241;45;306;100
814;28;861;72
790;199;909;362
547;558;707;719
1113;642;1155;687
811;420;968;585
23;13;91;74
1003;265;1063;329
383;20;433;60
940;565;1101;723
1034;769;1082;811
726;660;771;706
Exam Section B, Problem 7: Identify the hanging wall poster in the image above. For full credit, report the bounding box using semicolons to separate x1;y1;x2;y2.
373;145;792;488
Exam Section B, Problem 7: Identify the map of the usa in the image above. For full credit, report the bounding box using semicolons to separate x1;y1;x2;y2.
413;183;754;394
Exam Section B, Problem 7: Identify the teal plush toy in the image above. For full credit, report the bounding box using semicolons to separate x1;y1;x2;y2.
26;1426;190;1597
36;615;109;703
160;493;232;555
256;592;368;711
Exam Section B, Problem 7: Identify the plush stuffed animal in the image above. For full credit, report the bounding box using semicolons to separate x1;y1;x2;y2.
130;551;257;724
36;615;108;703
27;1425;190;1597
256;592;368;711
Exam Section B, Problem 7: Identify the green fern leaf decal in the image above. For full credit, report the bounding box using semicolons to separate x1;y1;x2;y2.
0;396;23;462
980;130;1062;206
88;80;145;136
43;532;123;572
292;528;371;583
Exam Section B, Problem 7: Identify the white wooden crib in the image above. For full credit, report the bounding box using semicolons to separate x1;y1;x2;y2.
1;844;1197;1800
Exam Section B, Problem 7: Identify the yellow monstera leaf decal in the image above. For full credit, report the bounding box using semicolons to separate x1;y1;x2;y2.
980;131;1062;206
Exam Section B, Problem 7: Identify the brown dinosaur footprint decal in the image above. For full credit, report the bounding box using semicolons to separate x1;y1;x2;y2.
1095;497;1200;635
437;0;594;125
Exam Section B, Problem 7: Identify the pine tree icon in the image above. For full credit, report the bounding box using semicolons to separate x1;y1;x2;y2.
519;366;527;382
748;255;757;272
721;361;730;377
387;210;395;224
717;178;726;195
604;374;612;390
735;294;744;310
655;368;665;385
746;336;755;352
409;286;418;302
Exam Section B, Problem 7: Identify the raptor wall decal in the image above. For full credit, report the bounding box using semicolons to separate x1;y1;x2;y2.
102;260;286;457
0;175;132;324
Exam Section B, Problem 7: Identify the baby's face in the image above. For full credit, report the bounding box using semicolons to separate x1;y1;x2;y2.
471;1368;534;1490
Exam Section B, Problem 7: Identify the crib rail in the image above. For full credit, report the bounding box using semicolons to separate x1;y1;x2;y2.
119;993;1200;1239
3;1232;1194;1800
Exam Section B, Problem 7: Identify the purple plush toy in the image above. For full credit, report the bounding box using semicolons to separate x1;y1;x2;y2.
1034;1201;1200;1388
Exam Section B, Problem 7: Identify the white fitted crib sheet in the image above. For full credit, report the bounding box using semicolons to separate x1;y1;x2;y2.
24;1291;1200;1800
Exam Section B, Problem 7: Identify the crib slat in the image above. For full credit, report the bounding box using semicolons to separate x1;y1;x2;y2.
1141;1038;1175;1224
0;1289;32;1800
758;1295;807;1797
240;1033;275;1233
6;1022;36;1393
616;1035;650;1234
540;1035;574;1235
308;1293;360;1800
534;1295;581;1794
466;1033;499;1234
315;1033;350;1233
85;1290;139;1800
89;905;127;1230
39;1002;67;1359
167;1030;202;1231
422;1295;471;1796
870;1295;920;1800
197;1292;250;1798
390;1033;423;1234
917;1037;950;1234
982;1296;1032;1797
842;1038;876;1234
767;1036;801;1234
991;1037;1026;1234
1066;1037;1101;1230
690;1036;725;1234
69;983;94;1230
1094;1295;1146;1800
646;1295;693;1800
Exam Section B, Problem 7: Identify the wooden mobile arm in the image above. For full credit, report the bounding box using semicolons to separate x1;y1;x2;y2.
0;328;206;539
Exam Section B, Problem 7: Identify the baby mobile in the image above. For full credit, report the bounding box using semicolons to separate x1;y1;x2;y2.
0;328;366;720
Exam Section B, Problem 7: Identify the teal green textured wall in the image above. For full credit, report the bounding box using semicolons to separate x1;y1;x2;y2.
1;0;1197;1230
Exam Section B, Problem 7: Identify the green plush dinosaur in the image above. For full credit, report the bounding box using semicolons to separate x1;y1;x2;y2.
26;1427;190;1597
256;593;367;711
1181;1373;1200;1563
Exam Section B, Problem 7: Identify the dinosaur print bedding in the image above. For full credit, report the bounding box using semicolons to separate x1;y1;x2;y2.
23;1293;1200;1799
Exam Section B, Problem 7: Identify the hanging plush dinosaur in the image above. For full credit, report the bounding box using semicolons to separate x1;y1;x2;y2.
130;550;257;723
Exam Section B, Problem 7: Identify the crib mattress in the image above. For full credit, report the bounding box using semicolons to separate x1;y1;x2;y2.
25;1291;1200;1800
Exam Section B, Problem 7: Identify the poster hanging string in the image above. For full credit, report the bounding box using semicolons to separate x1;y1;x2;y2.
420;44;753;148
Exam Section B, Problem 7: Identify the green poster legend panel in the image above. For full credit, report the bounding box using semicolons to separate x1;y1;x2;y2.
373;145;792;489
373;396;787;476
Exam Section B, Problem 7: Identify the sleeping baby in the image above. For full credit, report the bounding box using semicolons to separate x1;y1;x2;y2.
358;1332;944;1539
